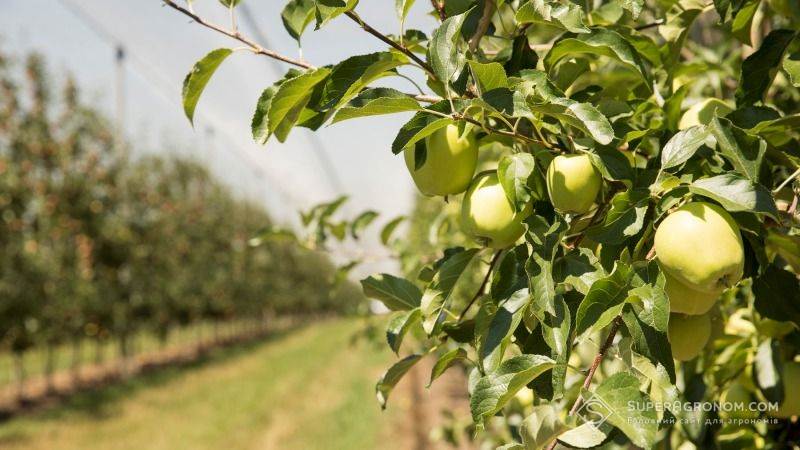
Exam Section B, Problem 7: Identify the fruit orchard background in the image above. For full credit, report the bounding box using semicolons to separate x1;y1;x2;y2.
0;50;362;403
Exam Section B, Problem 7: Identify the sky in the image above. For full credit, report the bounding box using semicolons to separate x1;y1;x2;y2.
1;0;436;273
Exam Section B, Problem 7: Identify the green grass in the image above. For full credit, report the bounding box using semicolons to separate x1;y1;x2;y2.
0;319;401;450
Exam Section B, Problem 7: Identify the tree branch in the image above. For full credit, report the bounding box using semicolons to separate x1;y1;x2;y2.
469;0;496;53
452;113;559;150
161;0;315;69
161;0;443;104
545;314;624;450
344;11;436;77
430;0;447;21
458;250;502;320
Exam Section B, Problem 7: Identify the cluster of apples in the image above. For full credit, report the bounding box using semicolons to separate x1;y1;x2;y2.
655;202;745;361
404;124;602;249
406;123;800;418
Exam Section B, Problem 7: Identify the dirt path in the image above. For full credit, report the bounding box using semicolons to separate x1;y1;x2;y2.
385;356;477;450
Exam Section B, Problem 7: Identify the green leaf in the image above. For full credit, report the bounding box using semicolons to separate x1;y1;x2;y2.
470;354;557;424
622;266;674;382
709;117;766;183
689;174;779;219
736;29;796;106
391;101;457;153
659;0;704;73
267;68;331;142
575;262;633;338
587;146;634;181
497;153;535;213
420;248;480;335
528;98;615;145
544;29;651;87
478;289;529;372
590;372;658;448
587;189;649;245
314;0;356;29
468;61;509;94
520;404;570;450
784;52;800;87
628;352;680;417
350;210;379;239
428;9;471;84
380;216;406;245
525;216;567;318
731;0;760;45
331;88;422;124
376;354;423;408
557;247;607;295
251;85;278;145
386;309;422;354
660;126;714;170
395;0;416;21
319;52;408;110
218;0;240;7
755;338;784;404
557;423;612;448
620;0;644;19
515;0;590;34
182;48;233;125
282;0;316;42
539;296;572;399
361;273;422;311
429;347;468;386
491;246;529;300
753;265;800;328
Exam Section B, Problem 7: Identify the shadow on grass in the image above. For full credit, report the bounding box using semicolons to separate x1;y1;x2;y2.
0;326;299;426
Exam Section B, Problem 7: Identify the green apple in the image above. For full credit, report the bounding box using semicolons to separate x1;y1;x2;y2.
663;269;720;315
655;202;744;294
668;313;711;361
678;98;734;130
461;172;531;248
514;387;535;408
774;362;800;418
719;382;758;420
546;154;602;214
404;124;478;196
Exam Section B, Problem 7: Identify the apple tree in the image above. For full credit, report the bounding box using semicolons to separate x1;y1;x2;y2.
168;0;800;447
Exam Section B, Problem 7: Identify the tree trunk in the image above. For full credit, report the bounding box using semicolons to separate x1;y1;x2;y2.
44;344;56;395
94;339;104;365
118;333;130;378
13;351;26;404
70;336;82;386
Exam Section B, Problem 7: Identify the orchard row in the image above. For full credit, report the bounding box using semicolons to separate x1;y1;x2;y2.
0;53;359;370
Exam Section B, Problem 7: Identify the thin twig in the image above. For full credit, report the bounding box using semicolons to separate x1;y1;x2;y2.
161;0;442;104
411;93;444;103
430;0;447;21
452;113;559;150
161;0;315;69
344;11;436;77
458;250;503;320
469;0;496;53
634;19;665;31
544;314;624;450
774;167;800;194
